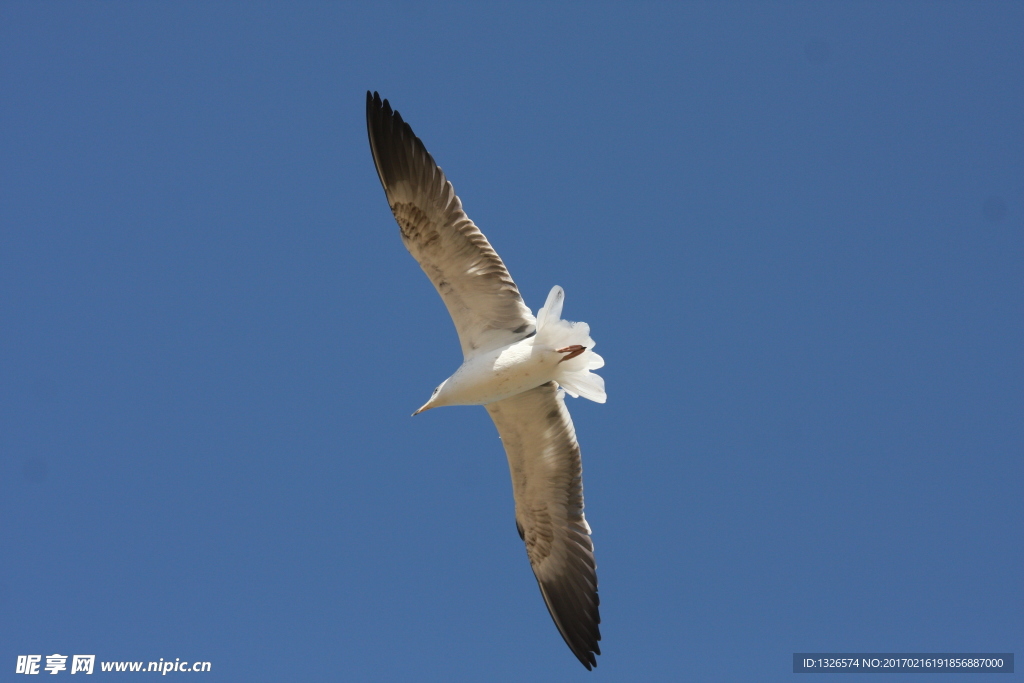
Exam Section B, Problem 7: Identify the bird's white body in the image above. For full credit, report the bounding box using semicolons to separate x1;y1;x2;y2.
435;337;558;407
419;285;606;413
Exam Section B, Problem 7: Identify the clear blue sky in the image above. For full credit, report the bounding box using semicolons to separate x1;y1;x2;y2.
2;3;1020;680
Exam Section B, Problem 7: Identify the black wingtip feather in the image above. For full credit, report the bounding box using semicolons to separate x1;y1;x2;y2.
535;574;601;670
366;90;441;205
366;91;400;190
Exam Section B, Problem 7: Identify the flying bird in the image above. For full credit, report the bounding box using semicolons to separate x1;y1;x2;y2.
366;91;605;670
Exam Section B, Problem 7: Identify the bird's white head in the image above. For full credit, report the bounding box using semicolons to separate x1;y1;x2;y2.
412;379;449;416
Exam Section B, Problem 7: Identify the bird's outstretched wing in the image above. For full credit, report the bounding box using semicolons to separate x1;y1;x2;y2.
366;91;535;358
486;381;601;670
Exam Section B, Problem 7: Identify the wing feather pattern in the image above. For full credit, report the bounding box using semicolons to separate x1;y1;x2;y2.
366;91;535;357
486;382;601;669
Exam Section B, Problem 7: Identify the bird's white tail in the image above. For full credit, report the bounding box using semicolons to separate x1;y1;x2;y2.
535;286;606;403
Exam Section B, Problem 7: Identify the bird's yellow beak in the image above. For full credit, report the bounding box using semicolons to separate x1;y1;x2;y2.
412;404;432;416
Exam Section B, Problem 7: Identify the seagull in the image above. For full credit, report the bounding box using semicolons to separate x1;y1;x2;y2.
366;92;606;670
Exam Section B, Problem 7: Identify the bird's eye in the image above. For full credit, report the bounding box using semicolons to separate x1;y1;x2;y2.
433;387;439;395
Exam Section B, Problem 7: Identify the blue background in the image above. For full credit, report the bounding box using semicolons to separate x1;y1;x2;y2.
1;3;1020;680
